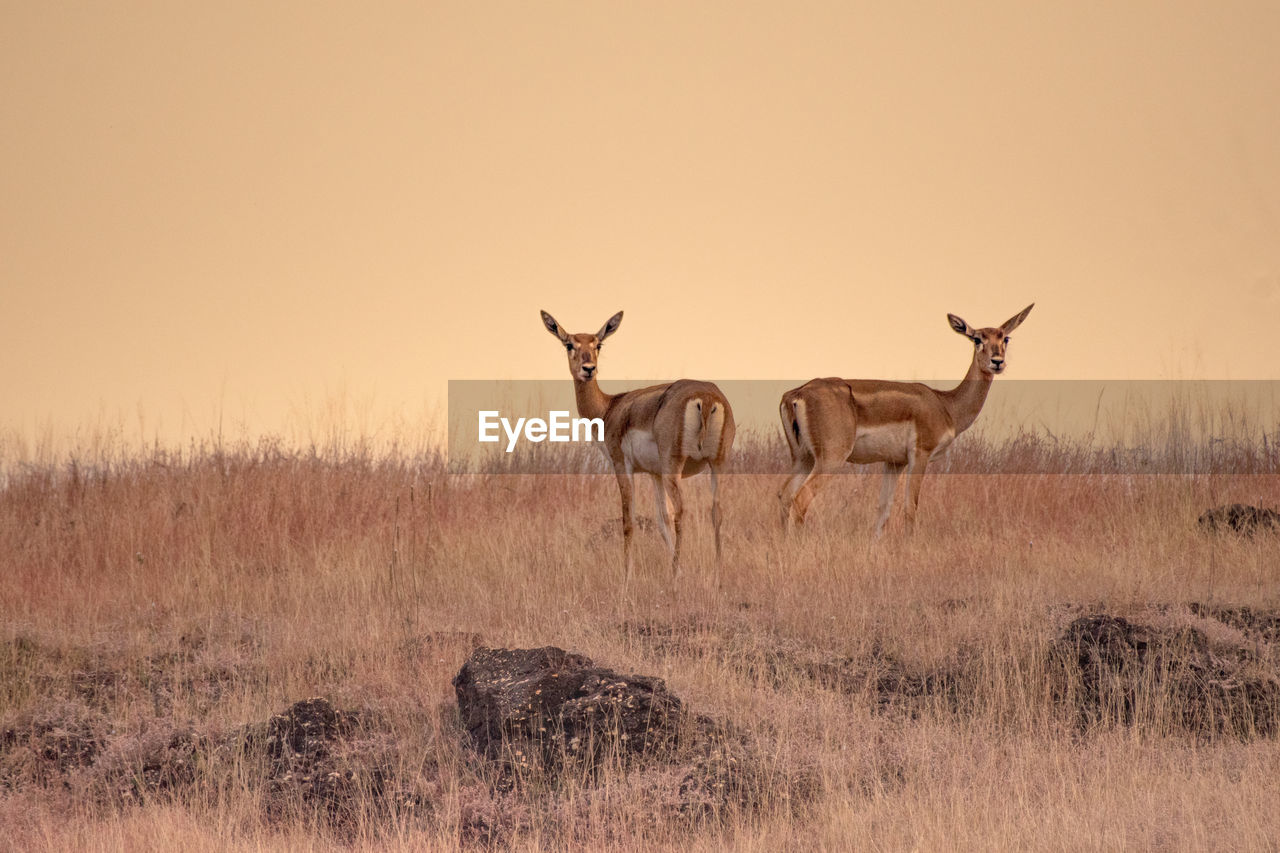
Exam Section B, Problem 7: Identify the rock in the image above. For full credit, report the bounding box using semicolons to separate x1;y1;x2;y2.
1053;614;1280;737
231;697;415;829
1188;603;1280;643
1198;503;1280;535
244;697;359;762
453;645;818;824
0;701;104;786
559;670;683;757
452;647;683;767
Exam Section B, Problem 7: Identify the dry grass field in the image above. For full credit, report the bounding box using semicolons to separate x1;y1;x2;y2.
2;419;1279;851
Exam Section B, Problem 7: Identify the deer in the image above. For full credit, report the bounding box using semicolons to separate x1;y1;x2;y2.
540;310;735;584
778;304;1033;536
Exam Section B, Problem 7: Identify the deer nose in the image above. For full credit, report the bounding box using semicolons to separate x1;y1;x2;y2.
581;364;596;376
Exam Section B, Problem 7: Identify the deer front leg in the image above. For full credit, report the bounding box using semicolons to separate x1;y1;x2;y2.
661;471;684;579
874;462;906;538
903;446;931;534
614;465;636;584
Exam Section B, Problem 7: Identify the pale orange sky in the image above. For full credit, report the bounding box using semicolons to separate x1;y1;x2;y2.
3;2;1278;449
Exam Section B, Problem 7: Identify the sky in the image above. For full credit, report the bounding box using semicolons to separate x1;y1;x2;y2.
3;1;1278;451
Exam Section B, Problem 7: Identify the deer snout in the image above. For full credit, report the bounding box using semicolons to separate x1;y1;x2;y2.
580;364;596;378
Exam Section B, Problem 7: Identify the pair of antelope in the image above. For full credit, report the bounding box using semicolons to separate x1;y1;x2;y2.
541;304;1033;581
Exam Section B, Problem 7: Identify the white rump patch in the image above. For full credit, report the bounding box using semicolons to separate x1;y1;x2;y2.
681;398;724;461
701;401;724;460
682;399;704;458
791;398;810;457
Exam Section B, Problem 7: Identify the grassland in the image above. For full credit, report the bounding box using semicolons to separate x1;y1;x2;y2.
1;422;1279;851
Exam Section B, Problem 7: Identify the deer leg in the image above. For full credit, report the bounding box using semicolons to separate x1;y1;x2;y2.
782;448;848;531
614;466;636;584
903;446;931;534
792;473;832;525
874;462;906;538
709;465;724;585
652;473;675;554
662;471;684;579
778;456;815;532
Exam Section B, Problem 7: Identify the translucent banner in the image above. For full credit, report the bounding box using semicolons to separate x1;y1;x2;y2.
447;380;1280;475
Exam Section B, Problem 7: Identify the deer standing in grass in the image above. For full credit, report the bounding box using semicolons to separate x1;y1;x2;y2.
541;310;735;583
778;304;1033;535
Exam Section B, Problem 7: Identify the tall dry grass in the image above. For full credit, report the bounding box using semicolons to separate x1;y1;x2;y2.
1;412;1278;850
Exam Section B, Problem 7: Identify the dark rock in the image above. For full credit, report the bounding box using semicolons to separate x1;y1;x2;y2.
453;645;816;826
1189;603;1280;644
95;726;204;805
243;696;360;763
131;729;202;795
0;701;104;786
230;697;418;830
1198;503;1280;535
1053;614;1280;737
453;647;683;767
559;670;683;758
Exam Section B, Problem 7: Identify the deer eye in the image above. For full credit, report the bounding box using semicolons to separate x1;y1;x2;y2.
565;344;574;353
1004;337;1011;345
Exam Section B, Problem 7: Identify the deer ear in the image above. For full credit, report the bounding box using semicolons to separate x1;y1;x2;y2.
541;310;570;344
947;313;975;338
597;311;623;341
1001;303;1034;334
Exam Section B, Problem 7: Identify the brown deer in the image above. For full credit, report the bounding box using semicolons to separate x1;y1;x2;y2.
779;304;1033;535
541;310;735;582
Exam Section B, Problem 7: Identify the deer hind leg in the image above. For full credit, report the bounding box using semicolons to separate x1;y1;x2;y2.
708;465;727;589
874;462;906;538
782;465;846;531
778;450;820;532
781;446;848;532
661;470;685;579
652;473;675;554
777;397;808;530
779;393;856;532
792;472;833;525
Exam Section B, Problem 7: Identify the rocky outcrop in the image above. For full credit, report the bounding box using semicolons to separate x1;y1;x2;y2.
1198;503;1280;535
451;644;811;826
452;646;683;767
1053;614;1280;737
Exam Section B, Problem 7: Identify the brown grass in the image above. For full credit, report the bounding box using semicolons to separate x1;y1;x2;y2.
1;425;1279;851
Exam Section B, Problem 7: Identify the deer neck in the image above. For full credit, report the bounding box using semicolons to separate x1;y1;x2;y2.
573;377;613;422
942;356;994;435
